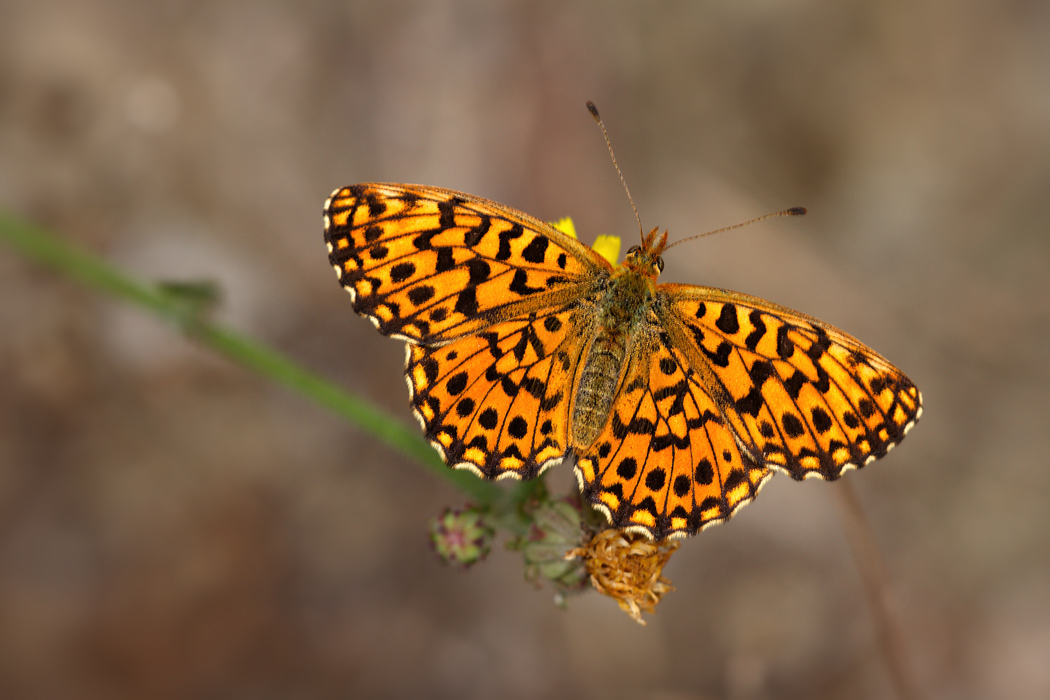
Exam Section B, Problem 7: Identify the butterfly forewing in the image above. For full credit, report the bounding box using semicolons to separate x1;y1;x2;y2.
325;184;608;343
661;285;922;481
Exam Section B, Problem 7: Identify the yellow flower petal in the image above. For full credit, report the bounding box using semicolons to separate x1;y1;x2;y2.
549;217;620;265
592;235;621;266
550;217;577;239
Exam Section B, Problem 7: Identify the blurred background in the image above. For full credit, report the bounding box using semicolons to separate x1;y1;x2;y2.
1;1;1048;698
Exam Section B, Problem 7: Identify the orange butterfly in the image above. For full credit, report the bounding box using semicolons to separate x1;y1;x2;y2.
324;172;920;543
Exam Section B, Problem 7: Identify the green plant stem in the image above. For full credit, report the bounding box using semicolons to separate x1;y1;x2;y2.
0;207;509;507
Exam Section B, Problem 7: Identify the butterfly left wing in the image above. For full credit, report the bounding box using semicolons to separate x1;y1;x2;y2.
659;285;922;482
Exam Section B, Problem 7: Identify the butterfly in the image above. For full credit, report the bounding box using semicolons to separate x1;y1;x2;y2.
323;183;922;540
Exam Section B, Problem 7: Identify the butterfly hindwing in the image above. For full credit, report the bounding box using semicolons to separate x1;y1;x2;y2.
575;330;773;539
405;307;588;479
325;184;608;343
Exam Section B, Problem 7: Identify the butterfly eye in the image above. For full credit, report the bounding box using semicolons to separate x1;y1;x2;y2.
655;257;665;272
626;245;640;256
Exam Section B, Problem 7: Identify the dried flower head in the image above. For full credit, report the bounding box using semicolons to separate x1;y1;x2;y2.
567;529;680;625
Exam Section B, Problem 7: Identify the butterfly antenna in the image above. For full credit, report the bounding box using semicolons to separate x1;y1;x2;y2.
664;206;808;250
587;101;645;243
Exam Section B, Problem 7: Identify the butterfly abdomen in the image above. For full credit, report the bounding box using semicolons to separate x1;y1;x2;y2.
572;332;628;448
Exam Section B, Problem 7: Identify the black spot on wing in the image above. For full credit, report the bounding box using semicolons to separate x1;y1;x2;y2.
463;215;490;246
858;398;876;418
521;235;549;263
420;357;439;385
434;247;455;273
446;372;468;396
644;468;666;491
745;309;766;351
390;261;416;283
703;341;732;368
735;387;764;418
811;406;833;434
616;457;638;480
748;360;774;386
454;287;479;316
412;229;438;250
539;390;563;411
437;197;459;229
465;259;491;285
500;376;520;397
806;328;832;361
723;469;747;492
365;195;386;217
814;366;831;394
508;416;528;439
694;458;714;485
407;285;435;305
509;269;544;295
520;376;545;399
478;408;498;430
716;304;739;334
843;411;859;429
495;224;524;261
784;370;806;400
782;412;805;438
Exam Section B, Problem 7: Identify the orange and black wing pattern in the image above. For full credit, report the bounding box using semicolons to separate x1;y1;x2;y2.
324;184;607;344
661;286;922;482
574;327;773;539
324;184;608;478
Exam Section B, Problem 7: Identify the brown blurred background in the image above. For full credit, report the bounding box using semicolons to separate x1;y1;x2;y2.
1;1;1048;698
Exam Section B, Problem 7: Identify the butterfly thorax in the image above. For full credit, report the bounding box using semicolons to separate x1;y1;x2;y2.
569;230;667;449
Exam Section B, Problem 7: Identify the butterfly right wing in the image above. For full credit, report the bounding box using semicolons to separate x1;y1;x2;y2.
324;184;609;344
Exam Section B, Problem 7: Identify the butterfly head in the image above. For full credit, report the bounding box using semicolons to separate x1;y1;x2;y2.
623;227;668;278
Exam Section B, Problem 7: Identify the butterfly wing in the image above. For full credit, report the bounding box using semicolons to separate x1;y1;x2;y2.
660;284;922;481
574;328;774;539
324;184;609;343
575;284;922;539
405;306;591;479
325;184;610;478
